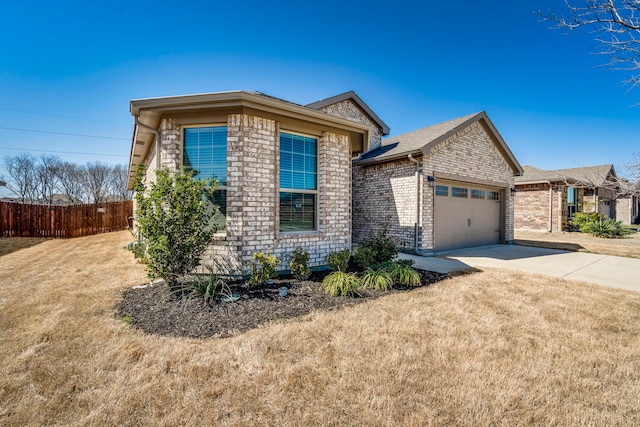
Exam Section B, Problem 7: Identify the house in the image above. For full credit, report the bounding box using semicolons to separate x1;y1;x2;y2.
128;90;523;272
514;164;639;231
352;112;523;253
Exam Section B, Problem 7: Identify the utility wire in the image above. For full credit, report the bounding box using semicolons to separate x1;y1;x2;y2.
0;146;128;158
0;106;131;126
0;126;129;141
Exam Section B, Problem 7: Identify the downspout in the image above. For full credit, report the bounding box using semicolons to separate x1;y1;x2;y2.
134;116;161;170
408;154;432;256
548;181;553;232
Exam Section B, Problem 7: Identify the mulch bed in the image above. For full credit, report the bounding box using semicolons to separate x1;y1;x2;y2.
115;269;448;339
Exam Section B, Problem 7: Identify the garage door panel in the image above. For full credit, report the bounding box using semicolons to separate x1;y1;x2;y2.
434;181;501;251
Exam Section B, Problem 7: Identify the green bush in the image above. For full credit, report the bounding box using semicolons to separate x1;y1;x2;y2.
582;218;632;238
289;247;311;280
326;249;351;272
354;229;398;269
360;268;394;291
130;165;218;289
322;271;361;297
569;211;602;230
386;260;421;286
248;252;281;286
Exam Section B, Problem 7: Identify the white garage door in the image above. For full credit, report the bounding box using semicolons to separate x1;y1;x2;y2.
434;180;502;251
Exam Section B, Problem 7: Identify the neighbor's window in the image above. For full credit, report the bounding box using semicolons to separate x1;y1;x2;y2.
183;126;227;230
452;187;468;198
435;185;448;196
471;189;485;199
280;132;317;232
567;187;576;206
488;191;500;201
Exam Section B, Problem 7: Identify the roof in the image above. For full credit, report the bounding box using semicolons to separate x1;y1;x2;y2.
357;111;523;175
129;90;372;186
516;164;616;186
306;91;390;135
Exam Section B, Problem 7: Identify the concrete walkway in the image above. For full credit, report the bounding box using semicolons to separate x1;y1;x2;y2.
399;245;640;293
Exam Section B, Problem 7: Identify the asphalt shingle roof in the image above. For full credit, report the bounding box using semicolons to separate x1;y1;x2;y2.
515;164;615;186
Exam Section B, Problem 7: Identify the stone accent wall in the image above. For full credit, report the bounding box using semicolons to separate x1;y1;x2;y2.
316;100;383;151
352;158;417;249
421;122;516;249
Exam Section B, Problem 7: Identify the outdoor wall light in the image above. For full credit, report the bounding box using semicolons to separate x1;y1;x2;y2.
427;175;435;187
510;187;517;195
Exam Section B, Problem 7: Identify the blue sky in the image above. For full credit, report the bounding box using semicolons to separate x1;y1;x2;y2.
1;0;638;196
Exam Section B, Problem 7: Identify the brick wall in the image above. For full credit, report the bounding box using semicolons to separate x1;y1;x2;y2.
353;120;516;252
146;113;352;275
352;158;417;249
316;99;383;151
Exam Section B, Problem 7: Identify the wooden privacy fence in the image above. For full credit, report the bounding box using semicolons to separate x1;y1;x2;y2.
0;201;133;238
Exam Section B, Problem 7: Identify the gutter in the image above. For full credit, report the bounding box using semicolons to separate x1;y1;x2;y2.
134;115;161;170
408;154;433;256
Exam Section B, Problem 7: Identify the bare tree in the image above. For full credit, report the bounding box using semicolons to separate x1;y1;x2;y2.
109;164;133;201
539;0;640;89
83;161;112;204
55;161;87;204
35;155;61;206
3;153;38;202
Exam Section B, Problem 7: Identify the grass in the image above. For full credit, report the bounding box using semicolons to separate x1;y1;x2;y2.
515;229;640;259
1;231;640;425
0;237;50;257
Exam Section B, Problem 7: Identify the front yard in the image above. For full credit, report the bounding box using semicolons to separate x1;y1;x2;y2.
515;229;640;258
1;231;639;425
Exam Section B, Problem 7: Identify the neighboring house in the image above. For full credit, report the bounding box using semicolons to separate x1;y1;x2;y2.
0;180;6;187
128;90;523;272
514;164;639;232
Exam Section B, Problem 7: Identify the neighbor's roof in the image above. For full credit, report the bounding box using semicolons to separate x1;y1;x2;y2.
306;91;390;135
0;180;6;186
516;164;615;186
357;111;523;175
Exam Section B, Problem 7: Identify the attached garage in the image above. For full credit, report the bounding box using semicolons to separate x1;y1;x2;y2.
353;111;523;255
433;180;503;251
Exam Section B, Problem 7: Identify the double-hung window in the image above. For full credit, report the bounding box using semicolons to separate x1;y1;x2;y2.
279;132;317;232
183;126;227;230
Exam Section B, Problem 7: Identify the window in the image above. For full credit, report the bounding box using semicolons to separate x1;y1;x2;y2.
567;187;576;206
435;185;448;196
280;132;317;231
488;191;500;201
183;126;227;230
452;187;468;198
471;189;485;199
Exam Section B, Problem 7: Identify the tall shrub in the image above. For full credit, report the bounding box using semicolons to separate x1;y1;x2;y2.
131;165;218;289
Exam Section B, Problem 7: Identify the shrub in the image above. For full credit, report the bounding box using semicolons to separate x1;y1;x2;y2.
289;247;311;280
130;165;218;290
569;211;602;231
582;218;632;238
248;252;281;286
360;268;394;291
322;271;361;297
326;249;351;272
354;229;398;269
386;260;421;286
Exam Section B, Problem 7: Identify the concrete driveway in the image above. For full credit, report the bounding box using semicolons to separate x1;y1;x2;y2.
399;245;640;293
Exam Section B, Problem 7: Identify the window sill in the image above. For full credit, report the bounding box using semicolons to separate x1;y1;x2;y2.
278;230;322;239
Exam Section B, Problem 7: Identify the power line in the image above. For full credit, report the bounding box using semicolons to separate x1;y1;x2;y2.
0;146;128;158
0;126;129;141
0;106;131;126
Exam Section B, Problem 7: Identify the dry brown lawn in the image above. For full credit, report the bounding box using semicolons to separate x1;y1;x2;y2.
1;231;640;426
0;237;50;257
515;229;640;259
